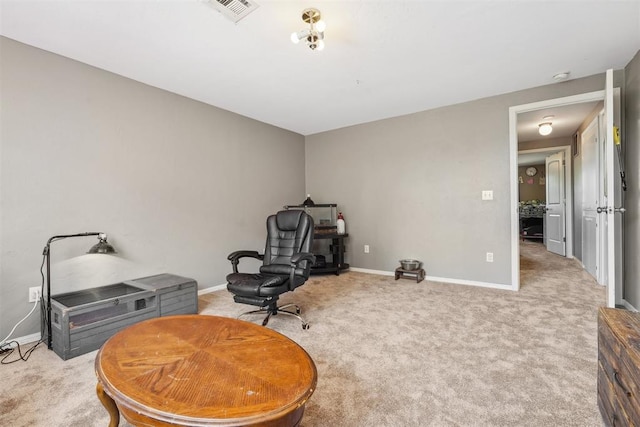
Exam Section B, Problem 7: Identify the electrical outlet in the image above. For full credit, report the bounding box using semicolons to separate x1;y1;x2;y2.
364;244;370;254
482;190;494;200
28;287;41;303
486;252;494;263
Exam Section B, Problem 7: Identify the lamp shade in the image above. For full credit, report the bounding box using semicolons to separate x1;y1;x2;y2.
88;234;117;254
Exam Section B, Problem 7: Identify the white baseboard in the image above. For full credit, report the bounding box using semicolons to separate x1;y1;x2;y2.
350;267;395;277
198;283;227;295
425;275;513;291
2;332;42;348
350;267;512;291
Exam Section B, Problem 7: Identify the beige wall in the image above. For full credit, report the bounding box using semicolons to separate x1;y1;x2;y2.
0;37;306;339
306;72;623;285
518;164;546;202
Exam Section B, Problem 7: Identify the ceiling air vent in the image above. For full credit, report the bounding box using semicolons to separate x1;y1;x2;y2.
205;0;260;23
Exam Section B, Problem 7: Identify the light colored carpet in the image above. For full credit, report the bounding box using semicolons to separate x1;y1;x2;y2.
1;241;606;426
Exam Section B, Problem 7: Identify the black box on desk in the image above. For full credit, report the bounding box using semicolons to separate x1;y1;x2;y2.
51;273;198;360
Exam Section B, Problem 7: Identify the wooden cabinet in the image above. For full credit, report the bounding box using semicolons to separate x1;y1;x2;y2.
598;308;640;426
311;233;349;275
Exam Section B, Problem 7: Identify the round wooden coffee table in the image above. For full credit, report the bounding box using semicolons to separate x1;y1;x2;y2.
95;315;317;427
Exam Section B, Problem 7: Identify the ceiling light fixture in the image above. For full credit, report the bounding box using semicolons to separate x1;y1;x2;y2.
553;72;570;82
538;122;553;136
291;8;325;51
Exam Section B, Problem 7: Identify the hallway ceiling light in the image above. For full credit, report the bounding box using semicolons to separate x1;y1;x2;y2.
538;122;553;136
291;8;326;51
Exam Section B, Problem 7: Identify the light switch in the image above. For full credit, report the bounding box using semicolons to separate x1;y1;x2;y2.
482;190;493;200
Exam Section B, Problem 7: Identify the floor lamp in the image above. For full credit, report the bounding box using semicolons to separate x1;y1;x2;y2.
42;232;117;350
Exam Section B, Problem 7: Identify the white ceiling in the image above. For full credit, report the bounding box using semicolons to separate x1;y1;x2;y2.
517;100;601;142
517;101;601;165
1;1;639;136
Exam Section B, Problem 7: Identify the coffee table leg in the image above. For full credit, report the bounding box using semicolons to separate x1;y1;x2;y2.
96;381;120;427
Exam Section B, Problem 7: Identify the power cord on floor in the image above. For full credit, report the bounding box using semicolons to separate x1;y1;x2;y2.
0;299;43;364
0;340;43;364
0;254;48;363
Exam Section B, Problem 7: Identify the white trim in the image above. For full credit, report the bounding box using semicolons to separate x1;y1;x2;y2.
350;267;395;276
350;267;512;290
509;90;606;292
509;106;521;291
198;283;227;295
3;332;41;347
425;276;513;291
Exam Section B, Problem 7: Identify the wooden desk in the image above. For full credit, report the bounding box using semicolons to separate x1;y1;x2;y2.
95;315;317;427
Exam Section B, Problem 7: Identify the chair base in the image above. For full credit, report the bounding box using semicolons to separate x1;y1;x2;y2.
237;303;310;330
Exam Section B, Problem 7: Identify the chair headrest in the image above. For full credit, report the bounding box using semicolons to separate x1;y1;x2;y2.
275;210;306;231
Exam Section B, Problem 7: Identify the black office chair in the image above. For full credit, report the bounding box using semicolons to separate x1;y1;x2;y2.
226;210;316;329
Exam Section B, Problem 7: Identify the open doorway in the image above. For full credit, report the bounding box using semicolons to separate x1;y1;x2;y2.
517;145;574;257
510;72;623;307
509;90;610;292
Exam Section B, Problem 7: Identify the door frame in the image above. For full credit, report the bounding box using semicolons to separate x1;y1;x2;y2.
509;90;605;291
518;146;573;255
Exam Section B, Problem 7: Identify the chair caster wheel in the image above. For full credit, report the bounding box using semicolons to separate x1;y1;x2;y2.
302;323;310;330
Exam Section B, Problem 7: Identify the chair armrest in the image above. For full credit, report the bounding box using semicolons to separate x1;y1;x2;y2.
290;252;316;266
228;250;264;273
289;252;316;285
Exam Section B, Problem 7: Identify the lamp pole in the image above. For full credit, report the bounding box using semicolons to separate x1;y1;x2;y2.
42;232;113;350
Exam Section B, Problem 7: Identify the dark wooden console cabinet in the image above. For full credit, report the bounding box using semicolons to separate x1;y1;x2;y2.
311;233;349;275
598;307;640;426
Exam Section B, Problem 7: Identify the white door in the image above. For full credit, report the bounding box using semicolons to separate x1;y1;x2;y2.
545;151;565;256
603;69;623;308
581;117;600;279
598;111;608;286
